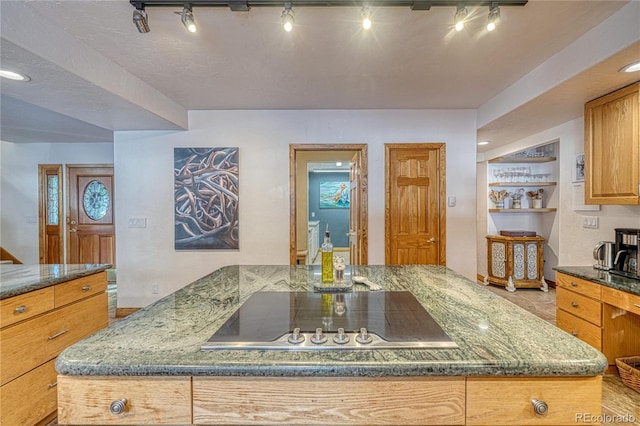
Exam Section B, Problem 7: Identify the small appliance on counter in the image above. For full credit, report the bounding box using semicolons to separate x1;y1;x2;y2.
611;228;640;280
593;241;616;271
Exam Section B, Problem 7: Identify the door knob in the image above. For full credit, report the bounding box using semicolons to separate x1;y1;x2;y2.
427;237;436;243
69;228;77;233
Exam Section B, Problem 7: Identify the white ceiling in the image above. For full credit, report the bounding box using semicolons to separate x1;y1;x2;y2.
1;0;639;151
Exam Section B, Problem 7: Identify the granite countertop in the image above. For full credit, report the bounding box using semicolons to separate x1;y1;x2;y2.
554;266;640;296
57;265;606;378
0;264;112;300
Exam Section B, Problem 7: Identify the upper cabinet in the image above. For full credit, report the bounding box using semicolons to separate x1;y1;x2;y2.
584;82;640;205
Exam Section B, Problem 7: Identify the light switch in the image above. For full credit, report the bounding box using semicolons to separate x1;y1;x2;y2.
447;196;456;207
128;217;147;228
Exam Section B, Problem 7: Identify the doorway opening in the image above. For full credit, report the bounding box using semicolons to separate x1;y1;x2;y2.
289;144;368;266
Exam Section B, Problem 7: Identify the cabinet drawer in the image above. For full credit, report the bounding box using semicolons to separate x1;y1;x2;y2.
556;287;601;326
57;376;192;425
556;309;601;349
0;292;107;385
556;273;601;299
0;286;55;328
467;376;602;425
601;286;640;316
193;377;465;425
55;272;107;307
0;358;58;426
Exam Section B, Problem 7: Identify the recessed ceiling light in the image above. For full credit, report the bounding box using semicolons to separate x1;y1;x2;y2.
619;61;640;73
0;69;31;82
478;141;491;146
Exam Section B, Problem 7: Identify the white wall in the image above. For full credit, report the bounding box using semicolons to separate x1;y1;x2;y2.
115;109;478;307
0;141;114;264
476;118;640;280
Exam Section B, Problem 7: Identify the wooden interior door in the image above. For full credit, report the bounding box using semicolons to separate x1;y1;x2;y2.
385;144;445;265
348;152;360;265
67;166;116;266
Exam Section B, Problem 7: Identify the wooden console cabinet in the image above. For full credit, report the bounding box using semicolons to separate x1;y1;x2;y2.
556;272;640;374
0;272;108;425
584;81;640;205
485;235;545;290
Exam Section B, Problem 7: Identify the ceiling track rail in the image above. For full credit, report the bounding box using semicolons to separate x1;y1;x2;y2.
131;0;528;12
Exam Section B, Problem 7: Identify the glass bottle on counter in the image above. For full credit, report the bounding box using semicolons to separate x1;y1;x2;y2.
321;224;334;283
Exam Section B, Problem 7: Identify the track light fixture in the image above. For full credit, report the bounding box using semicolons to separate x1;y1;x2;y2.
486;2;500;31
282;3;294;32
129;1;528;34
361;6;372;30
176;3;197;32
454;4;468;32
132;3;150;33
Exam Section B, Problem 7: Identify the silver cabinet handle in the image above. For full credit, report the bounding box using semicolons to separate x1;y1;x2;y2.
48;329;68;340
15;305;27;314
634;304;640;309
110;398;128;415
571;331;578;336
570;302;578;308
531;399;548;416
570;282;578;287
82;285;91;291
48;382;57;389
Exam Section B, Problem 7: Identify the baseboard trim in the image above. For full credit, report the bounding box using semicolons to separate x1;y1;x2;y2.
115;307;141;318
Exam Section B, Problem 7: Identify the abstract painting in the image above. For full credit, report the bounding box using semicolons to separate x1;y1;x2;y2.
319;181;350;209
174;147;239;250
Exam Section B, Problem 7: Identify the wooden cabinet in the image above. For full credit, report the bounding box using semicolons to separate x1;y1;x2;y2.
556;272;640;374
0;272;108;426
584;81;640;205
485;235;545;290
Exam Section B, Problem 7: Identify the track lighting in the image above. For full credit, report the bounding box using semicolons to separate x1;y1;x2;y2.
282;3;294;32
176;4;197;32
454;4;468;32
361;6;372;30
132;3;150;33
486;2;500;31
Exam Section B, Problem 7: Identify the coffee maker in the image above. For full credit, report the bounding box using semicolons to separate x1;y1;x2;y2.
612;228;640;280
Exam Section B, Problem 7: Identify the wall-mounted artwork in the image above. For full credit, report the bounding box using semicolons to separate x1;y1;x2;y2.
319;181;349;209
174;147;239;250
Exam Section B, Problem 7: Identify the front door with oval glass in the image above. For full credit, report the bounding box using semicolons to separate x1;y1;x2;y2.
67;166;115;266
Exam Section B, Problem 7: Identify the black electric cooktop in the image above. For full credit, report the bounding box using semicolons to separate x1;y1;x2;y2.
202;291;457;350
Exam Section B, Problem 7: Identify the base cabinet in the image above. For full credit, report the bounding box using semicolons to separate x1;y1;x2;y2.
57;375;602;426
485;235;545;289
0;272;108;426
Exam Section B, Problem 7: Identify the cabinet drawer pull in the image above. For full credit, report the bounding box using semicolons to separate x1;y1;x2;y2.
48;382;57;389
110;398;129;415
571;331;578;336
531;399;548;415
570;282;578;287
634;304;640;309
82;285;91;291
48;329;68;340
570;302;578;308
15;305;27;314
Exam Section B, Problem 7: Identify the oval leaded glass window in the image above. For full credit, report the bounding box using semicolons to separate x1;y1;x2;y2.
83;180;110;220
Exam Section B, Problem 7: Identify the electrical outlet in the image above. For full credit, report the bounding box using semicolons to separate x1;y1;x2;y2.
151;283;159;294
581;216;599;229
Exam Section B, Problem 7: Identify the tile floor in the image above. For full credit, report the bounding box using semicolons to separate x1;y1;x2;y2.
483;283;640;426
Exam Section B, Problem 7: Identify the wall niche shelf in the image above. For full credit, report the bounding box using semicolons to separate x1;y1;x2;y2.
488;157;556;164
489;182;557;187
489;208;557;213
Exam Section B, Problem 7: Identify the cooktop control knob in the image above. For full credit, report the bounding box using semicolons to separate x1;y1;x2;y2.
310;327;328;344
288;327;305;344
355;327;373;344
333;327;350;344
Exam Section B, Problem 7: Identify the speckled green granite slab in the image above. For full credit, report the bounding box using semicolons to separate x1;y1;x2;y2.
57;265;607;378
0;264;112;299
554;266;640;296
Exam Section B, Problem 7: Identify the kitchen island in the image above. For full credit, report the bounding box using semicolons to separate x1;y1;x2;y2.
57;265;607;425
0;263;111;426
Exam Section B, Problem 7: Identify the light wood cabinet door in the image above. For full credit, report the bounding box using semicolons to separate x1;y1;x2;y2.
467;376;602;425
584;82;640;205
556;287;602;326
555;272;601;300
0;286;54;328
57;376;192;425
